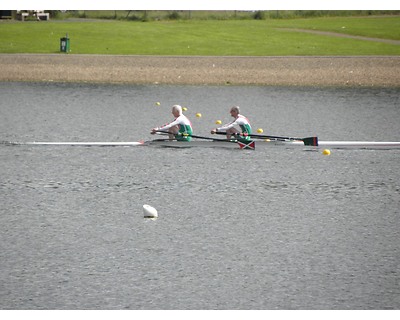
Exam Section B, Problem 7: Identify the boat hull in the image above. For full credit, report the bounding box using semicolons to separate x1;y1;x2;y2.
148;139;400;149
6;141;144;146
147;139;242;149
317;141;400;149
3;139;400;149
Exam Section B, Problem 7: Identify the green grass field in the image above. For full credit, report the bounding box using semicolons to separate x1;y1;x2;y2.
0;16;399;56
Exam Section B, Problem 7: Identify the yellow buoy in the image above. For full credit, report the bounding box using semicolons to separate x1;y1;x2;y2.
196;113;202;118
182;107;188;111
155;102;161;106
215;120;222;125
322;149;331;156
257;128;263;133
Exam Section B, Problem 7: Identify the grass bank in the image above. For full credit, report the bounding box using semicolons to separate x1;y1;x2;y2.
51;10;400;21
0;16;399;56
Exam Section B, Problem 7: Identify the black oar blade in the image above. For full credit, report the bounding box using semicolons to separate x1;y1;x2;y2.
303;137;318;146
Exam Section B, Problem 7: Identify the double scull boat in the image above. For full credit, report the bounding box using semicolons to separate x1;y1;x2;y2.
3;138;400;149
147;139;400;149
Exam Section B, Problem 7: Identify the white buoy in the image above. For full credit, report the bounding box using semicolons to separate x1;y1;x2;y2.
143;204;158;219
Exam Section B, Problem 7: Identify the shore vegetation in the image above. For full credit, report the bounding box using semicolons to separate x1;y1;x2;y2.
0;11;399;56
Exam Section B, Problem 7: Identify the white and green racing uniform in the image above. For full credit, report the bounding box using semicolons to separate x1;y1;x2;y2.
156;114;193;141
216;114;252;140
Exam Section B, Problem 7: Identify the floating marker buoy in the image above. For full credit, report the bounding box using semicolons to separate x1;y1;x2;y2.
183;107;188;111
322;149;331;156
155;102;161;106
257;128;263;133
196;113;202;118
143;204;158;219
215;120;222;125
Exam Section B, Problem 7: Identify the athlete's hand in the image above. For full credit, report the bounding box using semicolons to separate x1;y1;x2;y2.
211;129;216;134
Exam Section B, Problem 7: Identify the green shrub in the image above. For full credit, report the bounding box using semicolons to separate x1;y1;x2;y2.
253;11;265;20
167;11;181;20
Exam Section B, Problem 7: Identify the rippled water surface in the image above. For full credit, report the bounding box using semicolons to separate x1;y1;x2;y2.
1;82;399;309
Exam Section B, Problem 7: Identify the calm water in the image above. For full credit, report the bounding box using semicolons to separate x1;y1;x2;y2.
0;82;399;309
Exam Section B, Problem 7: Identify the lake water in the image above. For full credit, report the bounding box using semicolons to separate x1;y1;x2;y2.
0;82;399;310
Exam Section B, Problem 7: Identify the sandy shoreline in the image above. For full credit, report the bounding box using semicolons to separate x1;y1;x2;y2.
1;54;399;87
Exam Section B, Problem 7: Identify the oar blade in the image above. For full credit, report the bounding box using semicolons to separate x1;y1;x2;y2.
238;140;255;150
302;137;319;146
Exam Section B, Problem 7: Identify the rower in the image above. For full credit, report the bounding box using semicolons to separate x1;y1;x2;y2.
151;105;193;141
211;106;252;140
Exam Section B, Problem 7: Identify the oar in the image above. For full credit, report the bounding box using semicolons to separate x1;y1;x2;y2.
155;131;229;142
214;132;318;146
154;131;255;149
186;133;255;149
184;133;255;149
251;134;318;146
187;134;230;142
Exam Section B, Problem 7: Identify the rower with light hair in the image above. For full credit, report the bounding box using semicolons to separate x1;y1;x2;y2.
211;106;252;140
151;105;193;141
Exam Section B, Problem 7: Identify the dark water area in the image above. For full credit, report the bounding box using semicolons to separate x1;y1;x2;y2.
1;82;399;309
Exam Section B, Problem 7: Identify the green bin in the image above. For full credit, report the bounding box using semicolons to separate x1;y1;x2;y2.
60;36;70;53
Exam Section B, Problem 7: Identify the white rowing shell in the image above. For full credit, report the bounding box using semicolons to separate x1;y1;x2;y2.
21;141;144;146
4;140;400;149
